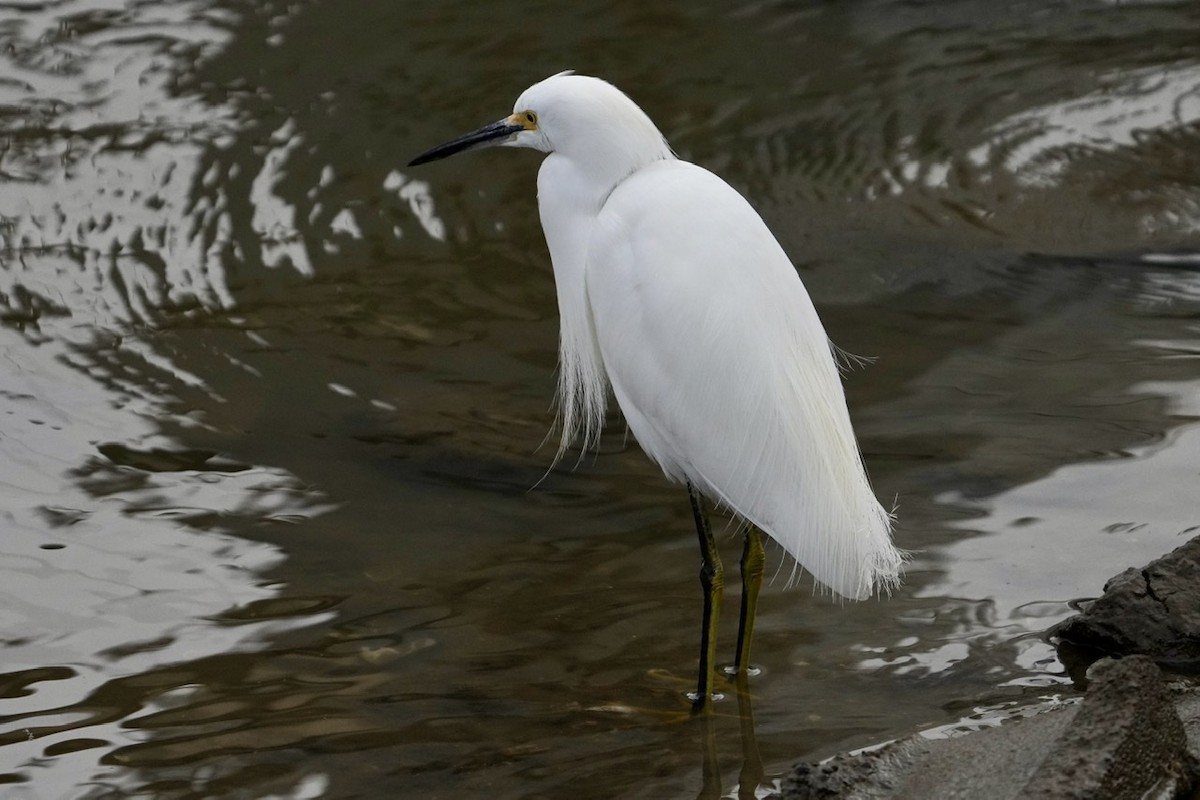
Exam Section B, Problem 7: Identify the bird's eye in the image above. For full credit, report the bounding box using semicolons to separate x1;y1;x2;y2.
525;112;537;125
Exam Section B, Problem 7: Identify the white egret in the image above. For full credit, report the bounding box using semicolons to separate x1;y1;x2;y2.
409;72;903;712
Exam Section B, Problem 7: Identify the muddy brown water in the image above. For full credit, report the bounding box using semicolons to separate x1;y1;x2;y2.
2;1;1200;797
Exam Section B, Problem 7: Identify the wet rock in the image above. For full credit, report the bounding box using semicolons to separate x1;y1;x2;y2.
1021;656;1195;799
1051;535;1200;670
784;535;1200;799
784;746;903;799
782;657;1196;800
782;708;1076;800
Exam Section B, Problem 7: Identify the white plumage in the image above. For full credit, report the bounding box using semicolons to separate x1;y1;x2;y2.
519;73;901;600
409;72;903;708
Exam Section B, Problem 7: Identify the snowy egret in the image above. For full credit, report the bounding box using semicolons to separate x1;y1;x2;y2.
409;73;903;712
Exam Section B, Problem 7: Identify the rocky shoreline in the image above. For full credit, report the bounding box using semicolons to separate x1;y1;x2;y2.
784;536;1200;799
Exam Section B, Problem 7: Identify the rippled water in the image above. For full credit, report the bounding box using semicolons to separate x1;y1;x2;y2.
2;1;1199;797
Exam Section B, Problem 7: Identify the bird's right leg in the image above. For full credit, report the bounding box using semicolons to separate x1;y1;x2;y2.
688;482;723;714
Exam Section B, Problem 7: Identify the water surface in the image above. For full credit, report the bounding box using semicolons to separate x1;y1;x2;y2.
2;1;1200;797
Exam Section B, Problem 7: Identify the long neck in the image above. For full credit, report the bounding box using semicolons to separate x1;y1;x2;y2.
537;152;611;462
548;91;674;204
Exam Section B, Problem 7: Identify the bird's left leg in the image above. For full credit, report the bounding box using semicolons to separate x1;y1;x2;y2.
688;482;723;713
731;526;765;677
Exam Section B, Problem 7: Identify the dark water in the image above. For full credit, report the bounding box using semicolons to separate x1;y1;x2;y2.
2;0;1200;797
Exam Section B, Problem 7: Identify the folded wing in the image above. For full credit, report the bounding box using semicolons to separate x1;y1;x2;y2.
586;160;901;599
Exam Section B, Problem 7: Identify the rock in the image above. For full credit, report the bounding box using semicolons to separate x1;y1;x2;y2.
1051;535;1200;669
782;657;1196;799
782;709;1080;800
1020;656;1195;799
784;533;1200;799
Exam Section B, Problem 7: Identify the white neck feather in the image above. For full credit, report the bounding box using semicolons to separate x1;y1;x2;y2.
523;75;675;462
536;153;612;463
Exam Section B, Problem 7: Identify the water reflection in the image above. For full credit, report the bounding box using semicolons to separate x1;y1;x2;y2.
0;324;334;792
1;0;1199;796
695;678;767;800
0;1;239;320
934;356;1200;623
0;1;339;792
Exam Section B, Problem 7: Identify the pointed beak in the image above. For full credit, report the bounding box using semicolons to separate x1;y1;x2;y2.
408;118;525;166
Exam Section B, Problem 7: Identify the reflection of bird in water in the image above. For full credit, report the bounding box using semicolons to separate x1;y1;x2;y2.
410;72;903;712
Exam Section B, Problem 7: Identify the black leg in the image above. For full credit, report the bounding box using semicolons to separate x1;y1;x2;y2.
688;482;723;713
732;526;764;676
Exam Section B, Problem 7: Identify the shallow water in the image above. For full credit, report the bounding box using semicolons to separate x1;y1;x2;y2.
1;0;1199;797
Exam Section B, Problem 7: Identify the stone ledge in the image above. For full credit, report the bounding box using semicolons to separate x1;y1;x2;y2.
783;533;1200;800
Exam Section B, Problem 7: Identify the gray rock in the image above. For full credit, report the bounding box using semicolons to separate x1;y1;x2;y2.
1051;536;1200;669
782;658;1196;799
783;707;1079;800
783;535;1200;799
1020;656;1195;799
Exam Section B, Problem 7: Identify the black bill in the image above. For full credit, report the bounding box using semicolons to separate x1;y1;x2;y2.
407;119;524;166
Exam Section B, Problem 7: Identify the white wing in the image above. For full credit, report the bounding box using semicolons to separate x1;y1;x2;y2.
585;160;901;599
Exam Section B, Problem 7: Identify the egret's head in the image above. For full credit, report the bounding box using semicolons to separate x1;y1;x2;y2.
408;72;671;173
